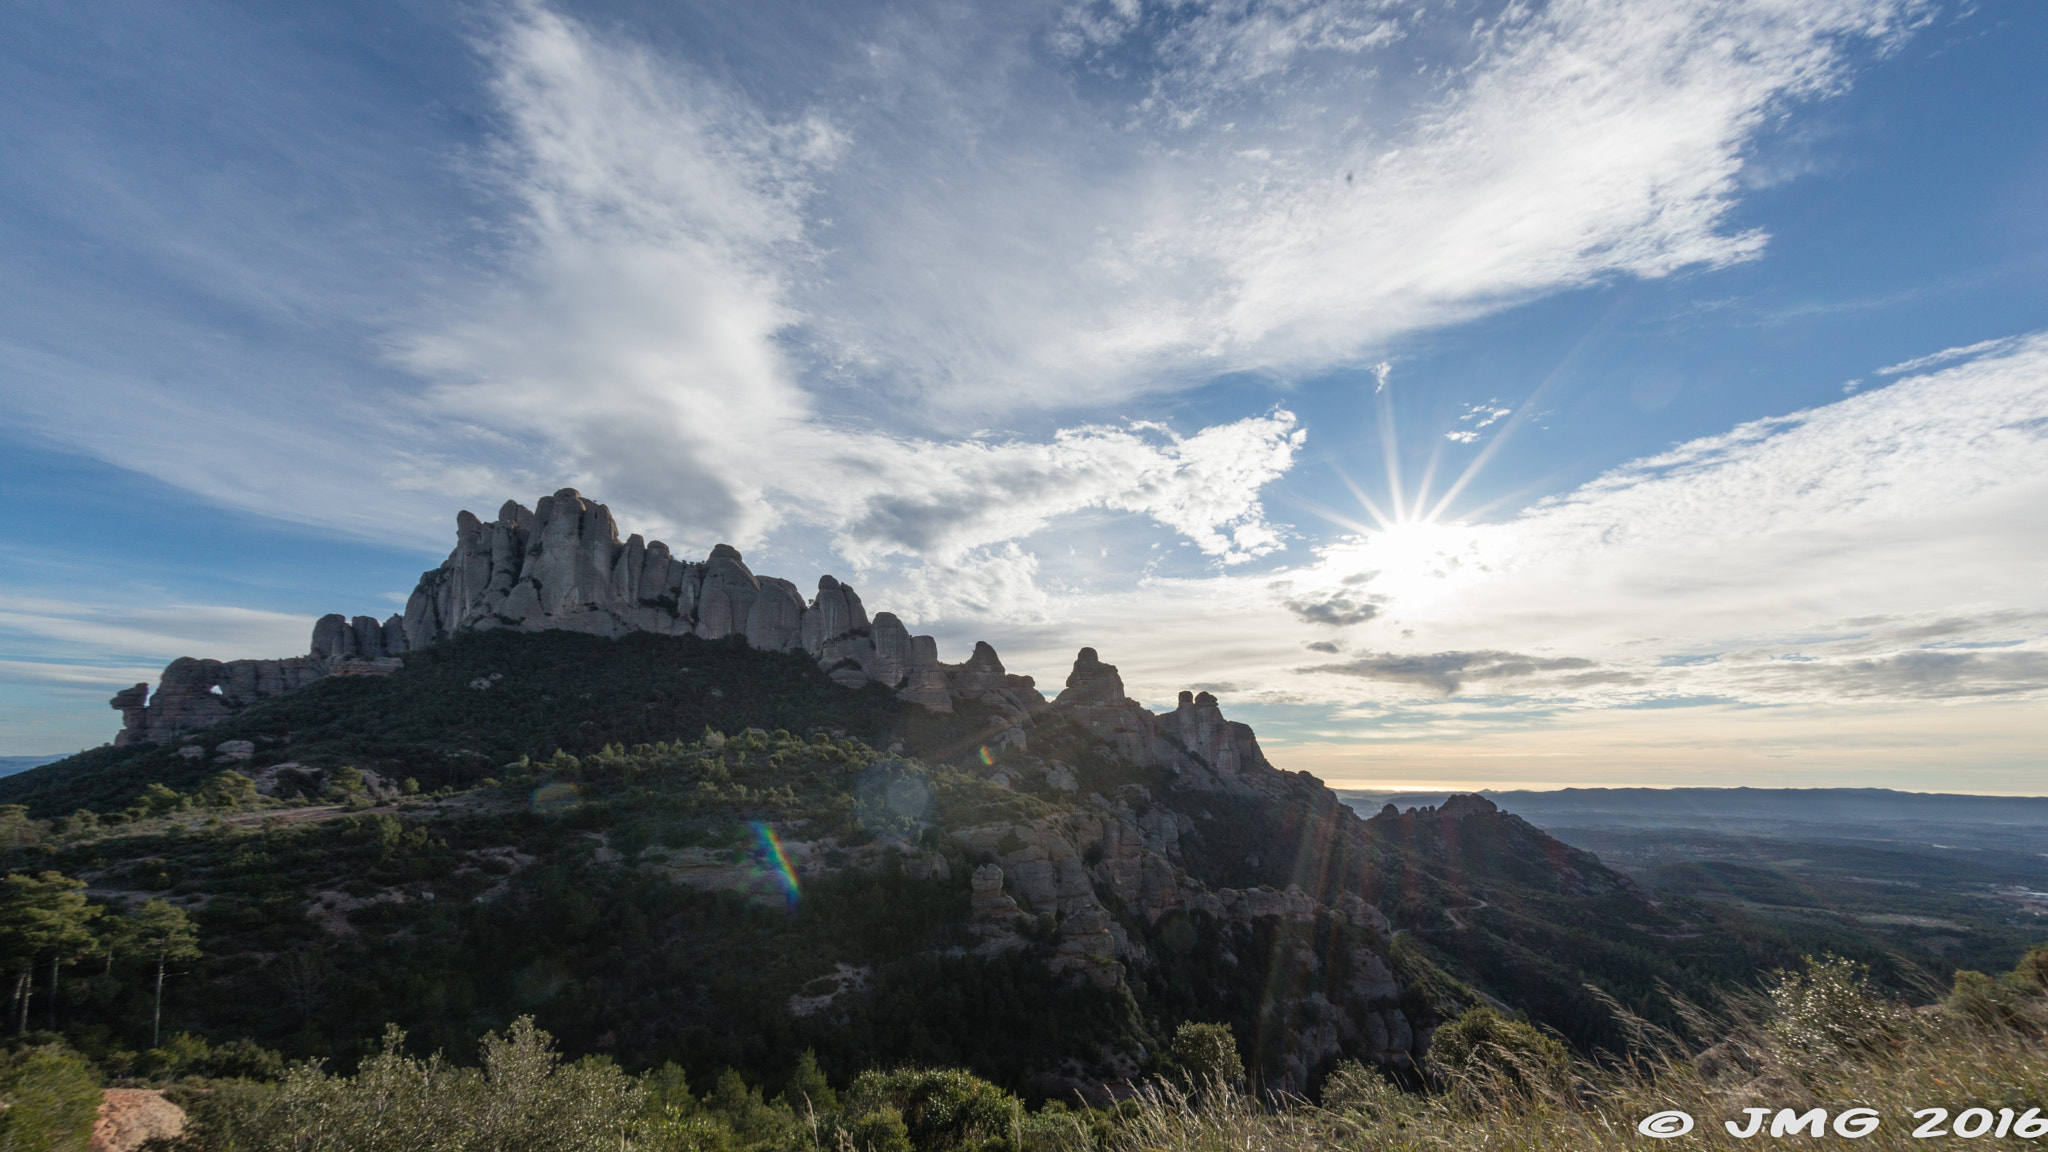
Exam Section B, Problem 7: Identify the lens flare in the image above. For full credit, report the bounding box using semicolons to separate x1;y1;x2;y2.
751;820;801;908
530;782;580;814
977;746;994;766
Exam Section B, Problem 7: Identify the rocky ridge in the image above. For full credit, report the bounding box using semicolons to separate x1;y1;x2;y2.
112;490;1036;745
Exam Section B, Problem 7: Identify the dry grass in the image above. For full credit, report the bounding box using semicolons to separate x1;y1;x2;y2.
1109;960;2048;1152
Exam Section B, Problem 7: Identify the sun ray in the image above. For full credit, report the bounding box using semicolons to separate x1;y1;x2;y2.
1375;379;1406;521
1429;291;1636;521
1411;438;1446;522
1331;464;1394;531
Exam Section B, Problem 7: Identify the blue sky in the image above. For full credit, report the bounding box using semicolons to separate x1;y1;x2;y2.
2;0;2044;792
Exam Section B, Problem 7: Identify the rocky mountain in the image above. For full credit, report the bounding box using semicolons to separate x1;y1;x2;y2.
10;490;1765;1100
111;490;1019;747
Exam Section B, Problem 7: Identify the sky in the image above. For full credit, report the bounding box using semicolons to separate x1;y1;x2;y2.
1;0;2044;793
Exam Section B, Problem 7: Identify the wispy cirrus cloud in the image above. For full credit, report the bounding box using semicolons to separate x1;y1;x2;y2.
392;0;1933;565
0;0;1933;574
0;598;315;663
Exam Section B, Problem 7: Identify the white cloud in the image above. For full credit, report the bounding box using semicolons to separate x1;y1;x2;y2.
0;0;1932;579
800;0;1932;406
971;332;2048;721
1875;334;2025;376
401;4;1309;569
399;0;1929;555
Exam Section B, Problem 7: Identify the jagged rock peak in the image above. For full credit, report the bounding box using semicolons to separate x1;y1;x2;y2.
1438;793;1499;817
109;490;1030;743
1055;647;1127;710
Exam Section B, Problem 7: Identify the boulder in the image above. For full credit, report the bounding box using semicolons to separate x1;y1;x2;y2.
1162;690;1270;775
868;612;914;689
310;613;352;658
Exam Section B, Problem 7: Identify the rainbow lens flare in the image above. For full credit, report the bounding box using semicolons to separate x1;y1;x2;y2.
751;820;801;908
977;746;993;766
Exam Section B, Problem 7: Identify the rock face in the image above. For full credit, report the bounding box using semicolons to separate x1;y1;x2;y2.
917;645;1439;1088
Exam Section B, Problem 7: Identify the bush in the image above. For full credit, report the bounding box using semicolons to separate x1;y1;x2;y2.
841;1068;1020;1152
140;1032;285;1080
1318;1060;1409;1121
0;1045;101;1152
1945;961;2046;1035
1767;954;1908;1057
839;1104;909;1152
2013;944;2048;991
1169;1022;1244;1089
1427;1006;1568;1091
179;1018;640;1152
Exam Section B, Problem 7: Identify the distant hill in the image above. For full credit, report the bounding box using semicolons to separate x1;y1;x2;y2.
1339;786;2048;982
1339;786;2048;826
0;754;68;778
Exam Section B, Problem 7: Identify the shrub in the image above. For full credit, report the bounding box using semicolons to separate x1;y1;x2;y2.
179;1018;640;1152
0;1045;101;1152
1318;1060;1409;1121
1169;1022;1244;1090
323;767;369;805
1946;966;2045;1034
1427;1006;1569;1091
1767;954;1908;1057
2014;944;2048;991
844;1104;912;1152
842;1068;1020;1152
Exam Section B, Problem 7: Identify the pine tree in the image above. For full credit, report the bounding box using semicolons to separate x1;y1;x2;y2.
0;872;101;1036
119;900;202;1049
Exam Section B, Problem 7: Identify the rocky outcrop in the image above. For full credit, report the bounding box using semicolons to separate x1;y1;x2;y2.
110;685;150;747
311;612;410;660
967;862;1032;952
388;492;1060;711
1162;690;1269;778
1035;648;1277;794
109;489;1044;744
111;655;336;747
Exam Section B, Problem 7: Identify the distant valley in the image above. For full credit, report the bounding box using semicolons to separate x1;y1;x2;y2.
1342;787;2048;981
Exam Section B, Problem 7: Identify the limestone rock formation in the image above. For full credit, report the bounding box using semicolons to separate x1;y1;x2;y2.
109;489;1027;744
111;655;333;747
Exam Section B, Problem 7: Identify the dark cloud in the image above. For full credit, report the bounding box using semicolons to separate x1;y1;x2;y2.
1304;641;1341;654
1742;649;2048;700
1307;650;1597;695
1285;592;1381;627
